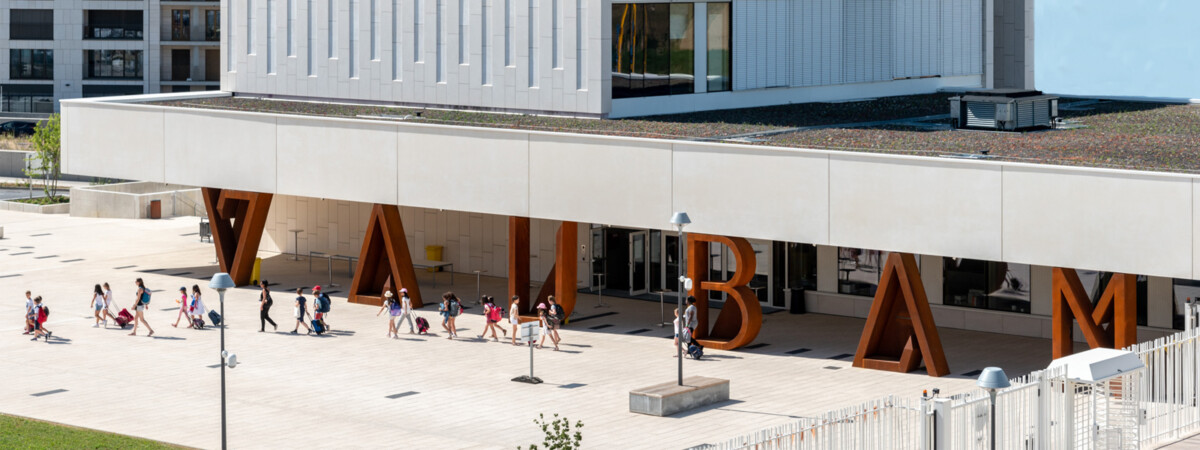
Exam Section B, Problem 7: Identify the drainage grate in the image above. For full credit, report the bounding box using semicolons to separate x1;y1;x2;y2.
31;389;67;397
828;353;854;360
961;369;982;377
139;268;165;273
558;383;587;389
35;255;58;259
386;391;419;399
743;343;770;350
61;258;84;263
588;324;613;330
0;274;21;279
823;366;842;370
30;233;52;237
785;348;811;355
114;265;137;270
10;252;32;256
207;364;223;368
625;328;651;335
568;312;618;323
180;232;198;236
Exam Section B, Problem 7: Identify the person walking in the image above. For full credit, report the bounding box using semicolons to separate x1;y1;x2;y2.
537;305;558;351
171;286;191;328
477;296;508;341
376;290;400;339
509;295;521;346
99;282;115;326
23;290;35;334
672;308;681;356
188;285;207;328
311;285;331;332
545;296;564;349
396;288;415;335
129;278;155;337
90;284;107;328
446;293;462;340
259;280;277;332
683;296;698;335
29;296;51;342
292;288;313;334
438;294;452;337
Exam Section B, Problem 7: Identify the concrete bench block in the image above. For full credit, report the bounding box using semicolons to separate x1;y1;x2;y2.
629;376;729;417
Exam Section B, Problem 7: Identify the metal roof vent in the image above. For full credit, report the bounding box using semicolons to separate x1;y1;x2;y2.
950;89;1059;131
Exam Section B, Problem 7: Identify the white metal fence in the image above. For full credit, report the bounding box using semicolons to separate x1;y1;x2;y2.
707;327;1200;450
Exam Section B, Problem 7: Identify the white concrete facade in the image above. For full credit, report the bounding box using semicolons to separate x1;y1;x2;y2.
0;0;218;113
60;94;1200;283
220;0;989;117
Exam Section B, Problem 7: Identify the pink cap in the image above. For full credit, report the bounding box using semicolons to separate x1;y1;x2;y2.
537;303;547;309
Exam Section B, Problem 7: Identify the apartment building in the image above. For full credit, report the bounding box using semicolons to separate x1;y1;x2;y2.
1;0;221;113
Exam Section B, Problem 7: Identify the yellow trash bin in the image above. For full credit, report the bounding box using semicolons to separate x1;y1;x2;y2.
250;257;262;285
424;245;443;272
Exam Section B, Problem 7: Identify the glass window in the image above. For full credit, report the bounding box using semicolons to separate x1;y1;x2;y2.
9;49;54;80
771;242;817;308
706;2;731;92
11;10;54;40
943;258;1031;313
172;10;192;41
82;84;144;98
1172;278;1200;330
611;3;696;99
838;248;889;297
84;50;144;79
1;84;54;113
84;10;143;40
206;11;220;41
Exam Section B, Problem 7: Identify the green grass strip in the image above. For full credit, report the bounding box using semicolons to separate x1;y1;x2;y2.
0;413;182;450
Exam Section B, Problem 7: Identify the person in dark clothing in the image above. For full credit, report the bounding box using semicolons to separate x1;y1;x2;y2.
259;280;277;332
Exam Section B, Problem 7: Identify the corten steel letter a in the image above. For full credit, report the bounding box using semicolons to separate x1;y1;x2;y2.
1051;268;1136;359
349;204;424;308
201;188;273;286
852;253;950;377
687;234;763;350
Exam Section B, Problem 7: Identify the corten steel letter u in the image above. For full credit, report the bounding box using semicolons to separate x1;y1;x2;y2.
687;233;763;350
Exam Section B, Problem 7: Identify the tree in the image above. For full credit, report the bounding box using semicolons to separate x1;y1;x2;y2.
519;414;583;450
25;114;61;201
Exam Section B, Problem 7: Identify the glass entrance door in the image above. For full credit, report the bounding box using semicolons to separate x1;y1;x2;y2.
629;231;649;295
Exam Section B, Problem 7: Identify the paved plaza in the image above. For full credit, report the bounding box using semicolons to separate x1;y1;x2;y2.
1;210;1091;449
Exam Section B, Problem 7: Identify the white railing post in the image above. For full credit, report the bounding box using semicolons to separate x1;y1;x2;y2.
932;398;952;450
920;395;931;450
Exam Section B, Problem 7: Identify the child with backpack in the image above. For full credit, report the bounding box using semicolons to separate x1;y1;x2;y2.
477;296;508;342
376;290;401;339
312;285;331;332
29;296;51;342
444;293;462;340
129;278;155;337
292;288;314;335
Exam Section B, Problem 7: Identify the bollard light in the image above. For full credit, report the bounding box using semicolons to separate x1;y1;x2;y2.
670;212;691;386
977;367;1010;450
208;273;235;450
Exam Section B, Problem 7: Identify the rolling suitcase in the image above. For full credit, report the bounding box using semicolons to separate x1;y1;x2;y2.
192;317;205;329
311;319;326;335
115;309;134;328
415;317;430;334
208;310;222;326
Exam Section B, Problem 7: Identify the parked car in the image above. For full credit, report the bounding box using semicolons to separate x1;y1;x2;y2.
0;121;37;137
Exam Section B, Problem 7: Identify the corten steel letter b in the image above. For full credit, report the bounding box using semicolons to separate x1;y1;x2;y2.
687;233;763;350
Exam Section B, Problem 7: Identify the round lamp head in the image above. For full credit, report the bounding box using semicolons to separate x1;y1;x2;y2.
670;212;692;227
209;273;236;291
977;367;1011;390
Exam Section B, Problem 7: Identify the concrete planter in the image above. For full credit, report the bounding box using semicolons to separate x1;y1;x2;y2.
0;199;71;214
69;182;203;219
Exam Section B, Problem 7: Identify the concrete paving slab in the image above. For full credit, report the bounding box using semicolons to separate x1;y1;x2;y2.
0;210;1090;449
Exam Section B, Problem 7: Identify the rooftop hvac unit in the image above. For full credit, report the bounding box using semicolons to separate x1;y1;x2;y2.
950;89;1059;131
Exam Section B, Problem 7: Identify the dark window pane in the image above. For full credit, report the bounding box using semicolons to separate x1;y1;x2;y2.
642;4;670;97
1;84;54;113
943;258;1031;314
706;3;732;92
85;50;143;79
206;11;221;41
11;10;54;40
82;84;144;98
84;10;144;40
9;49;53;80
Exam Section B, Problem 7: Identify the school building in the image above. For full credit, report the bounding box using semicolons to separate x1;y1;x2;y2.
60;0;1200;377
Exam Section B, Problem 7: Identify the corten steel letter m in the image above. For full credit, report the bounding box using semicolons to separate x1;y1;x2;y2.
687;234;763;350
1051;268;1136;359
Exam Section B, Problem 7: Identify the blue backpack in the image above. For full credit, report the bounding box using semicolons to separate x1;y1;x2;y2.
317;293;331;313
140;290;151;305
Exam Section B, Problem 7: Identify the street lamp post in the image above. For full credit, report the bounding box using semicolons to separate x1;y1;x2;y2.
670;212;691;386
977;366;1011;450
208;273;236;450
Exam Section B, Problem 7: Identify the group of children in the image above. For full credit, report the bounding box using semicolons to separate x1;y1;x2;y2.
169;285;213;330
24;291;51;341
376;291;565;351
256;281;333;335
